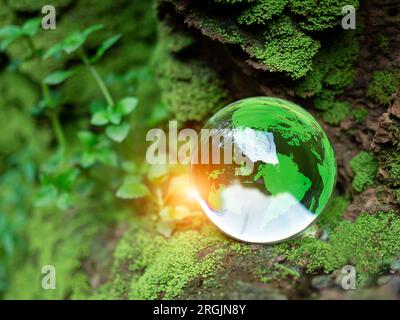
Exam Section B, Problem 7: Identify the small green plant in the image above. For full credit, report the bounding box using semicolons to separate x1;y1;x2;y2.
116;163;204;237
0;19;136;211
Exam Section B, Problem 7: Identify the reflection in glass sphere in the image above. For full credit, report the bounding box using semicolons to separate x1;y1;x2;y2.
191;97;336;244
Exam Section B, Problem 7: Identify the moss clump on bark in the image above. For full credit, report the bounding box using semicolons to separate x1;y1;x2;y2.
5;208;97;299
237;0;288;25
248;16;320;79
289;0;359;31
321;101;351;125
161;0;359;83
367;70;400;106
156;57;229;122
350;152;378;192
380;150;400;188
153;24;229;122
295;32;359;99
95;226;229;300
256;263;300;284
279;212;400;285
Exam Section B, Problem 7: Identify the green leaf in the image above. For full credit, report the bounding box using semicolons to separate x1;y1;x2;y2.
82;24;104;37
54;168;80;191
77;130;97;147
122;161;137;174
79;151;97;168
21;18;42;37
0;25;21;38
147;164;169;182
56;193;73;210
44;70;74;85
0;26;21;50
43;42;64;59
91;110;109;126
35;185;58;207
116;181;150;199
62;31;86;54
159;206;175;222
0;39;14;51
91;34;121;63
96;148;118;167
147;103;169;126
156;221;174;238
89;100;107;113
43;24;104;59
3;233;15;256
107;107;122;125
106;123;130;143
116;97;138;115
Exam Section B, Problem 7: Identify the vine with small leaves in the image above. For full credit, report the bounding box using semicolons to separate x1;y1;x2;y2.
0;18;146;211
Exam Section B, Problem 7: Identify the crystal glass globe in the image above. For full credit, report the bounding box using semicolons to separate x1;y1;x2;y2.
191;97;336;243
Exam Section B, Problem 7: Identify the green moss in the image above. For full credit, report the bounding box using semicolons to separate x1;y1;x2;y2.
249;16;320;79
164;0;360;86
330;212;400;284
130;231;226;299
384;118;400;150
377;34;390;52
155;51;229;122
322;101;350;125
152;18;230;123
164;60;228;122
103;226;227;300
350;152;377;192
314;99;351;125
278;237;338;273
318;196;349;232
393;189;400;204
229;242;250;254
237;0;288;25
380;150;400;187
289;0;360;31
351;107;368;123
193;15;246;45
257;263;300;284
5;208;98;299
158;23;193;53
367;70;400;106
278;212;400;285
296;32;359;99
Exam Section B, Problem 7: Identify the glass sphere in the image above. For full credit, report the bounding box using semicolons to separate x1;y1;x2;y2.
191;97;336;243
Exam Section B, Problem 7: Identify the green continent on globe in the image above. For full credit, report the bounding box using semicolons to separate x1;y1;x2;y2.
191;96;337;243
230;97;336;215
254;153;311;202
